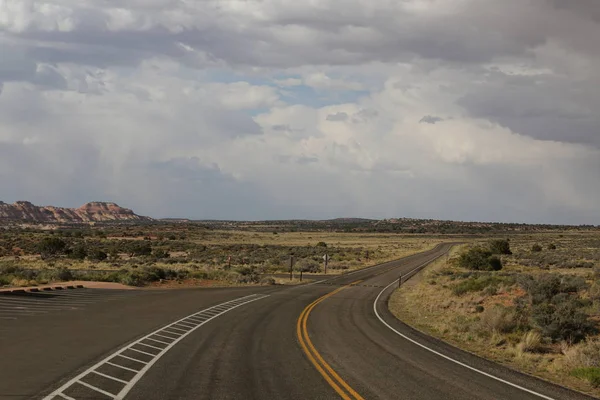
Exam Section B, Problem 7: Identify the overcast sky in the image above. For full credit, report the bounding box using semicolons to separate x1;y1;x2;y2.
1;0;599;224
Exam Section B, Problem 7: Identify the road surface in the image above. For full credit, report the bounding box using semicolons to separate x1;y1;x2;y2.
0;244;595;399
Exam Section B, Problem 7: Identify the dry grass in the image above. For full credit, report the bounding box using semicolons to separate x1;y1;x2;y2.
389;234;600;397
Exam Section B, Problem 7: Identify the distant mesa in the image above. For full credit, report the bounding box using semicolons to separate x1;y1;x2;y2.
0;201;152;223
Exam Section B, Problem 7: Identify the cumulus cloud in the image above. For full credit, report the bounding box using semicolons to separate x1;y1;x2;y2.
0;0;599;223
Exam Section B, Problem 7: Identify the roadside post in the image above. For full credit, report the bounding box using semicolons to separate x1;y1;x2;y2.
398;273;402;288
323;254;329;274
290;255;294;281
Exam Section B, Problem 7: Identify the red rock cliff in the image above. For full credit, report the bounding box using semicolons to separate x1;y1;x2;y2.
0;201;152;223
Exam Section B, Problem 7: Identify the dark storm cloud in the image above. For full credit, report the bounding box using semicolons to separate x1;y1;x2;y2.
419;116;444;124
326;112;349;121
457;71;600;147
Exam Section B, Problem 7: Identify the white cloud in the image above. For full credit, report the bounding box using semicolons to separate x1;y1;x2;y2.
0;0;599;223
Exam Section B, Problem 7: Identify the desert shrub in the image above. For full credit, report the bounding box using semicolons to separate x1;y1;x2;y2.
235;266;260;283
562;260;596;269
531;244;543;252
316;241;327;248
479;305;518;333
69;243;87;260
571;368;600;388
452;275;503;296
88;249;108;261
489;239;512;255
548;243;557;250
296;259;321;273
457;247;503;271
531;298;594;343
260;277;276;285
128;242;152;257
564;340;600;369
152;249;170;259
516;331;543;353
38;267;73;282
488;256;503;271
519;274;587;305
38;237;67;259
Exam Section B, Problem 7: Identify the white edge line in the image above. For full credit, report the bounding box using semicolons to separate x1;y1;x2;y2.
372;258;556;400
43;293;268;400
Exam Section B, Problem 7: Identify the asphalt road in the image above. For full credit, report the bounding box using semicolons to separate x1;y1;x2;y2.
0;244;596;400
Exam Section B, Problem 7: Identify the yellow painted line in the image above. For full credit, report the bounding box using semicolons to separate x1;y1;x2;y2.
297;280;365;400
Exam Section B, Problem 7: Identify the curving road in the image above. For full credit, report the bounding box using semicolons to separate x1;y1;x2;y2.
0;244;596;400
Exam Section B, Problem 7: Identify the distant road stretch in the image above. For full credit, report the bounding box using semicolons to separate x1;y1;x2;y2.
0;244;595;400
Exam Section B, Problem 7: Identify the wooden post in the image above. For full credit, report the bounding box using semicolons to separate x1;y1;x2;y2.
290;256;294;281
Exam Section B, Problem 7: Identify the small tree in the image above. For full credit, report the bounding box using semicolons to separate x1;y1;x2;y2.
69;243;87;260
38;237;67;259
489;239;512;255
129;242;152;257
88;249;108;262
153;249;170;259
457;247;503;271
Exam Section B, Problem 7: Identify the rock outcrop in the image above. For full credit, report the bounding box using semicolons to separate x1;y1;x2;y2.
0;201;152;223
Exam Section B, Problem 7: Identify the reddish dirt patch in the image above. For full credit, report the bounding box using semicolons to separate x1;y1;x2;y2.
483;286;526;308
0;280;136;292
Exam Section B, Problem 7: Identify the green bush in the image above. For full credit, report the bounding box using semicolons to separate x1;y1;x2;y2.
69;243;87;260
452;275;511;296
519;274;587;305
296;259;321;273
457;247;503;271
88;249;108;261
571;367;600;388
531;298;595;343
489;239;512;255
152;249;170;259
38;237;67;259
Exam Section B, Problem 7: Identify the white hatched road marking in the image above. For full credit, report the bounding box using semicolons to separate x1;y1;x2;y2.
145;337;170;345
166;326;188;333
161;329;183;337
138;342;164;351
76;379;116;398
106;362;140;373
177;322;198;328
44;293;269;400
128;347;156;357
0;289;146;320
152;333;177;340
92;370;129;384
115;354;147;365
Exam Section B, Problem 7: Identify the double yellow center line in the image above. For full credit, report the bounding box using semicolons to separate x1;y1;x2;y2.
296;281;365;400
